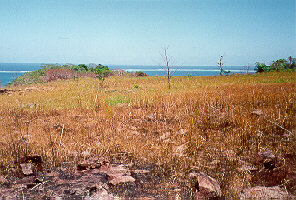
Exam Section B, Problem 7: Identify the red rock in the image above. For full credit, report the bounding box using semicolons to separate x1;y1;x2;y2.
0;175;8;184
77;157;109;171
189;172;222;199
130;169;150;174
108;175;135;185
251;109;264;116
20;163;34;176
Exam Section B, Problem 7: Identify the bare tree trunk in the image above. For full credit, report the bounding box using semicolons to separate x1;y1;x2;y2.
218;55;223;76
161;47;172;89
167;60;170;89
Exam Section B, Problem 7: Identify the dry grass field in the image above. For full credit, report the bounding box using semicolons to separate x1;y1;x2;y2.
0;71;295;198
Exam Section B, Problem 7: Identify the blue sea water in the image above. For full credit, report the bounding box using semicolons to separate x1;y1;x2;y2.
0;63;255;87
0;63;43;87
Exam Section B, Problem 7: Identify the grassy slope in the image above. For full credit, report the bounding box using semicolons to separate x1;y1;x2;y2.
0;72;295;197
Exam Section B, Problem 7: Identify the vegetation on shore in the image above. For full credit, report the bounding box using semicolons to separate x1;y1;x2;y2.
0;71;295;198
255;56;296;73
9;63;147;86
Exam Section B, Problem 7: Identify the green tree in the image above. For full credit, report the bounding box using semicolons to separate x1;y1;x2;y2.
270;59;288;71
72;64;89;72
287;56;296;69
94;64;111;87
255;62;268;73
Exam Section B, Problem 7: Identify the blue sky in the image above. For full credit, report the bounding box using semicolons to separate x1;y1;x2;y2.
0;0;295;66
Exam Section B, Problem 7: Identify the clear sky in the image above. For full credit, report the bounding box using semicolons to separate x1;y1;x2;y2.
0;0;295;66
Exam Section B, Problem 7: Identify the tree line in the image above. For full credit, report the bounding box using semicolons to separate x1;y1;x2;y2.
255;56;296;73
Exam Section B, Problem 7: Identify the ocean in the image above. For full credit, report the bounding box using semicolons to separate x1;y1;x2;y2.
0;63;255;87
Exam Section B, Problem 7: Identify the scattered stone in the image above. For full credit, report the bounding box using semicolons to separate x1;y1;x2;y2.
20;163;34;176
147;113;156;121
99;164;131;176
108;174;135;185
238;160;258;172
258;150;276;170
86;183;112;199
258;150;275;160
15;176;36;184
130;169;150;174
19;155;43;173
0;175;8;184
77;157;109;171
81;150;91;157
189;172;222;199
159;132;170;140
19;134;32;144
174;144;187;157
240;186;290;199
26;103;39;109
251;109;264;116
256;130;264;137
46;170;59;177
178;129;187;135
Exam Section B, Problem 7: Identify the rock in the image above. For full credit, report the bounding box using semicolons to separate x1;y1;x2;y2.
240;186;290;199
98;164;131;176
108;174;135;185
189;172;222;199
26;103;39;109
173;144;187;157
15;176;36;184
86;183;112;199
238;160;258;172
19;155;43;172
258;150;275;160
130;169;150;174
18;134;32;144
179;129;187;135
159;132;170;140
0;175;8;184
77;157;109;171
93;164;136;185
147;113;156;121
81;150;91;157
209;160;220;169
46;170;59;177
258;150;276;170
251;109;264;116
20;163;34;176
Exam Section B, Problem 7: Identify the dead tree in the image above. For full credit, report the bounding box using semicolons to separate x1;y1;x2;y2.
218;55;224;76
218;55;230;76
160;47;175;89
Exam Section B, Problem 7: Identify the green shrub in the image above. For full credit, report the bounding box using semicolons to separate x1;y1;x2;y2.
94;64;111;80
72;64;89;72
11;69;46;85
135;71;147;77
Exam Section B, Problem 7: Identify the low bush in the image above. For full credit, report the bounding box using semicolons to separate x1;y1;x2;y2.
11;69;46;86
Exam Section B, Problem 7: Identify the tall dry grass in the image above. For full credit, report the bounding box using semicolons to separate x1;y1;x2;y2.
0;71;295;197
